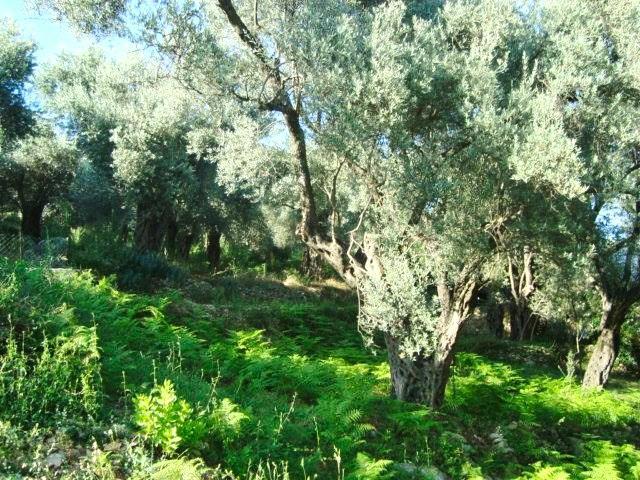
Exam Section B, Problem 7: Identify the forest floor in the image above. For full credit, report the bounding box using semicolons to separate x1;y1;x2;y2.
1;262;640;479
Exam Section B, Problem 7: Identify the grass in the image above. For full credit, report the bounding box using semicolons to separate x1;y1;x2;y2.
0;259;639;479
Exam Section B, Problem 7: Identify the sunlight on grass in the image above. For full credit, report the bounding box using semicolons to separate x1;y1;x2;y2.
1;260;639;479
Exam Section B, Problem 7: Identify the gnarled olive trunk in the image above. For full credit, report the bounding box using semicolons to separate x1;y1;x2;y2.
20;202;45;240
134;202;167;252
386;281;478;409
206;227;222;272
506;247;536;341
385;334;455;407
508;301;535;341
582;296;627;388
300;246;323;279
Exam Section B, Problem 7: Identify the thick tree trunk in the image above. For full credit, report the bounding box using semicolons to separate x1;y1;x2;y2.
20;202;45;240
385;333;454;408
486;301;505;339
134;202;167;252
582;296;627;388
176;232;194;261
506;247;536;341
386;280;479;409
206;227;222;272
284;110;318;240
508;301;534;341
300;245;323;279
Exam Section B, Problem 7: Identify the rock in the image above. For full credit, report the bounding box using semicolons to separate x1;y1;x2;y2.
422;467;449;480
395;462;449;479
103;440;122;452
45;452;65;469
183;279;221;303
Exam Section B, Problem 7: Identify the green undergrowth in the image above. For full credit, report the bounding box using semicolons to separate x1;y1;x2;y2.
0;259;639;479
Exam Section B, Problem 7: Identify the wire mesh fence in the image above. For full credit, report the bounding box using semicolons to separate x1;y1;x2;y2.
0;233;32;260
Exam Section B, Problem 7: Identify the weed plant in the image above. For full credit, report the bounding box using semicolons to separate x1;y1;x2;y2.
0;259;639;479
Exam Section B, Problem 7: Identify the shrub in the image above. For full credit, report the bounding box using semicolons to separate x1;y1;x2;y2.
618;318;640;376
69;226;186;291
133;379;248;456
0;326;101;428
117;250;186;291
133;379;193;454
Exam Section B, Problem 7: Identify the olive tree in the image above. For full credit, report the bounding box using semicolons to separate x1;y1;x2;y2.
38;50;125;225
33;0;582;407
143;0;575;406
304;0;584;404
535;0;640;387
0;123;78;239
0;23;34;147
40;50;262;259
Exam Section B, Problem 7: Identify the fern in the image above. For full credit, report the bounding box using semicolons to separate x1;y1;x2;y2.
148;458;208;480
346;453;393;480
523;463;571;480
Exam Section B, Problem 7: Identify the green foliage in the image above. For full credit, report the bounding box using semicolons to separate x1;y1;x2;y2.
134;378;248;455
5;0;640;477
0;326;101;428
134;379;193;454
208;397;249;447
347;453;393;480
0;23;34;145
147;458;210;480
69;226;187;290
0;260;640;479
0;121;78;238
619;316;640;376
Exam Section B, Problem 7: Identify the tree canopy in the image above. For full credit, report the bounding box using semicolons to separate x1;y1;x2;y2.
10;0;640;407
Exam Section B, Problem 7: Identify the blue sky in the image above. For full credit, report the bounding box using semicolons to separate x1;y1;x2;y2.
1;0;134;66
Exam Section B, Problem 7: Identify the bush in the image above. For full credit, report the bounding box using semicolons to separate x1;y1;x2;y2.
0;326;101;428
69;226;186;291
618;317;640;376
134;380;193;454
117;250;186;291
133;379;248;456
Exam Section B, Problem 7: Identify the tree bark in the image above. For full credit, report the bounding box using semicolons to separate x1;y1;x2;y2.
386;280;479;408
216;0;363;287
385;334;453;408
582;295;627;388
206;227;222;272
20;202;45;240
300;245;323;279
506;246;536;341
176;231;195;261
508;301;535;341
134;202;167;252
